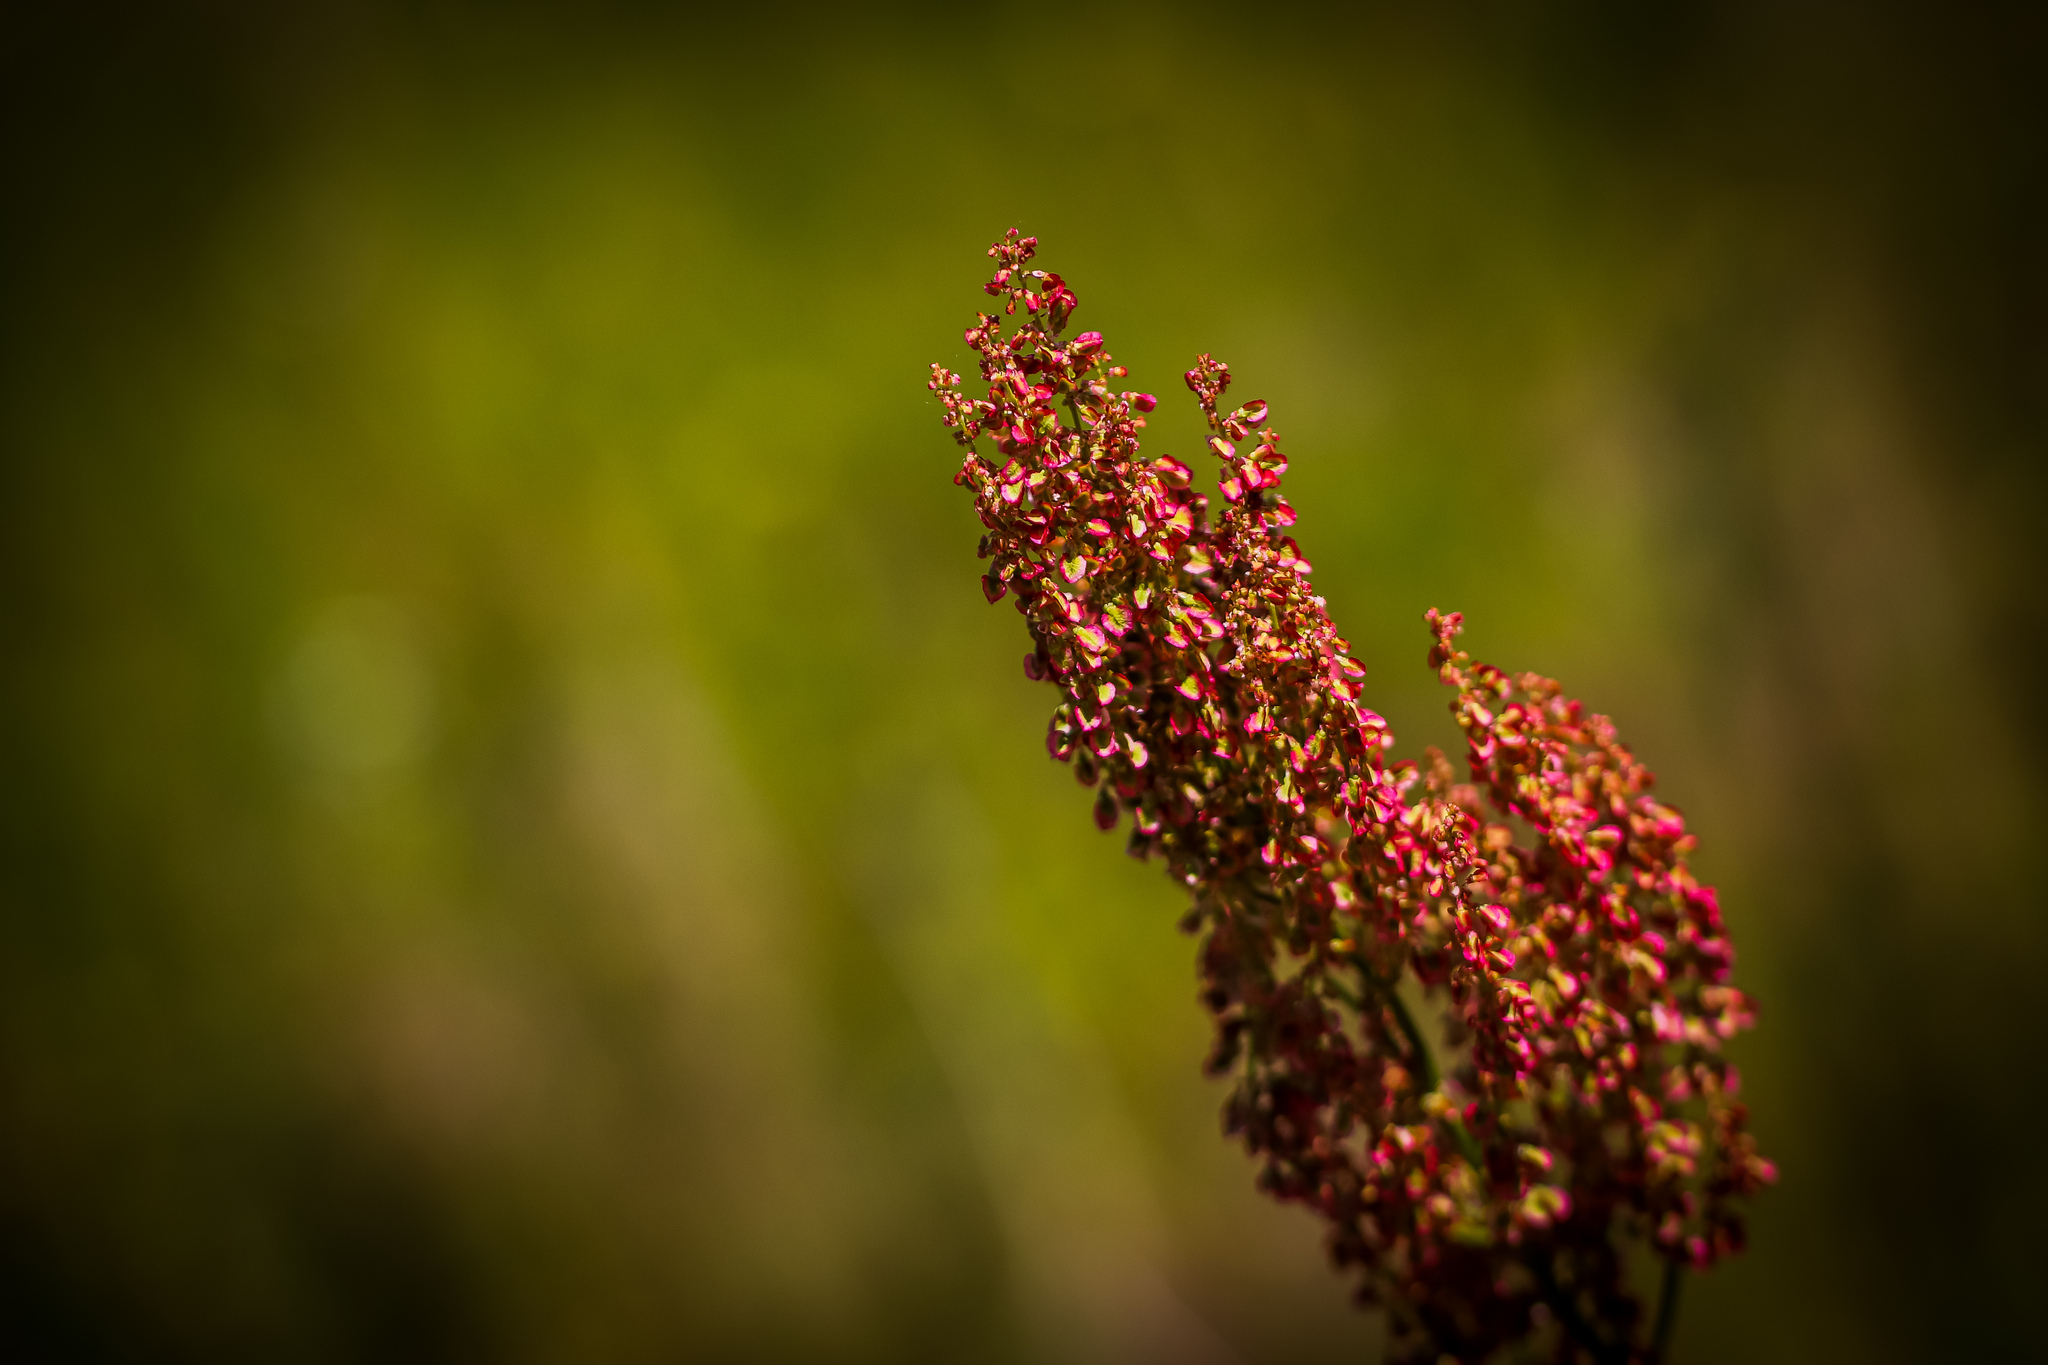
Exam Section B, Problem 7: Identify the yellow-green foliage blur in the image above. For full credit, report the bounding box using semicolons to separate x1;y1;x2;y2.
3;4;2043;1362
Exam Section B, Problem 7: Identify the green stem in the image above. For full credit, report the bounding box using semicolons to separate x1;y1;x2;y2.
1352;957;1485;1168
1379;974;1440;1093
1650;1258;1683;1362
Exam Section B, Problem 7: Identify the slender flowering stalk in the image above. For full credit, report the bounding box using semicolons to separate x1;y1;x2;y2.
929;231;1771;1364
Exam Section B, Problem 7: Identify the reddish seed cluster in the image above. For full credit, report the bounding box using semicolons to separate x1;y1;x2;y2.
930;231;1771;1364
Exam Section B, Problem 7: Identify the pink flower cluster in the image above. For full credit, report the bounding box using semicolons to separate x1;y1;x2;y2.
930;231;1771;1364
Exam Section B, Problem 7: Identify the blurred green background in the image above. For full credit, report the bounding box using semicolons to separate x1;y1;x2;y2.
2;2;2043;1361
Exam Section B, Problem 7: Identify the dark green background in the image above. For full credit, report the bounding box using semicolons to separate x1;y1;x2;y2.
3;3;2043;1360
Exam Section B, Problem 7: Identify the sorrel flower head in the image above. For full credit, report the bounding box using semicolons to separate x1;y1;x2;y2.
930;230;1771;1364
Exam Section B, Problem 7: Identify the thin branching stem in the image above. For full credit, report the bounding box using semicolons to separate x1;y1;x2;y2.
1650;1258;1684;1362
1383;983;1440;1094
1352;955;1485;1167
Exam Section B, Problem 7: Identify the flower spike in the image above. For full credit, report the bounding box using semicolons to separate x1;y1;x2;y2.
931;233;1768;1364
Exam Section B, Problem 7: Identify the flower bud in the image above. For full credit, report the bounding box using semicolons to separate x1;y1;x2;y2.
1094;785;1119;830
